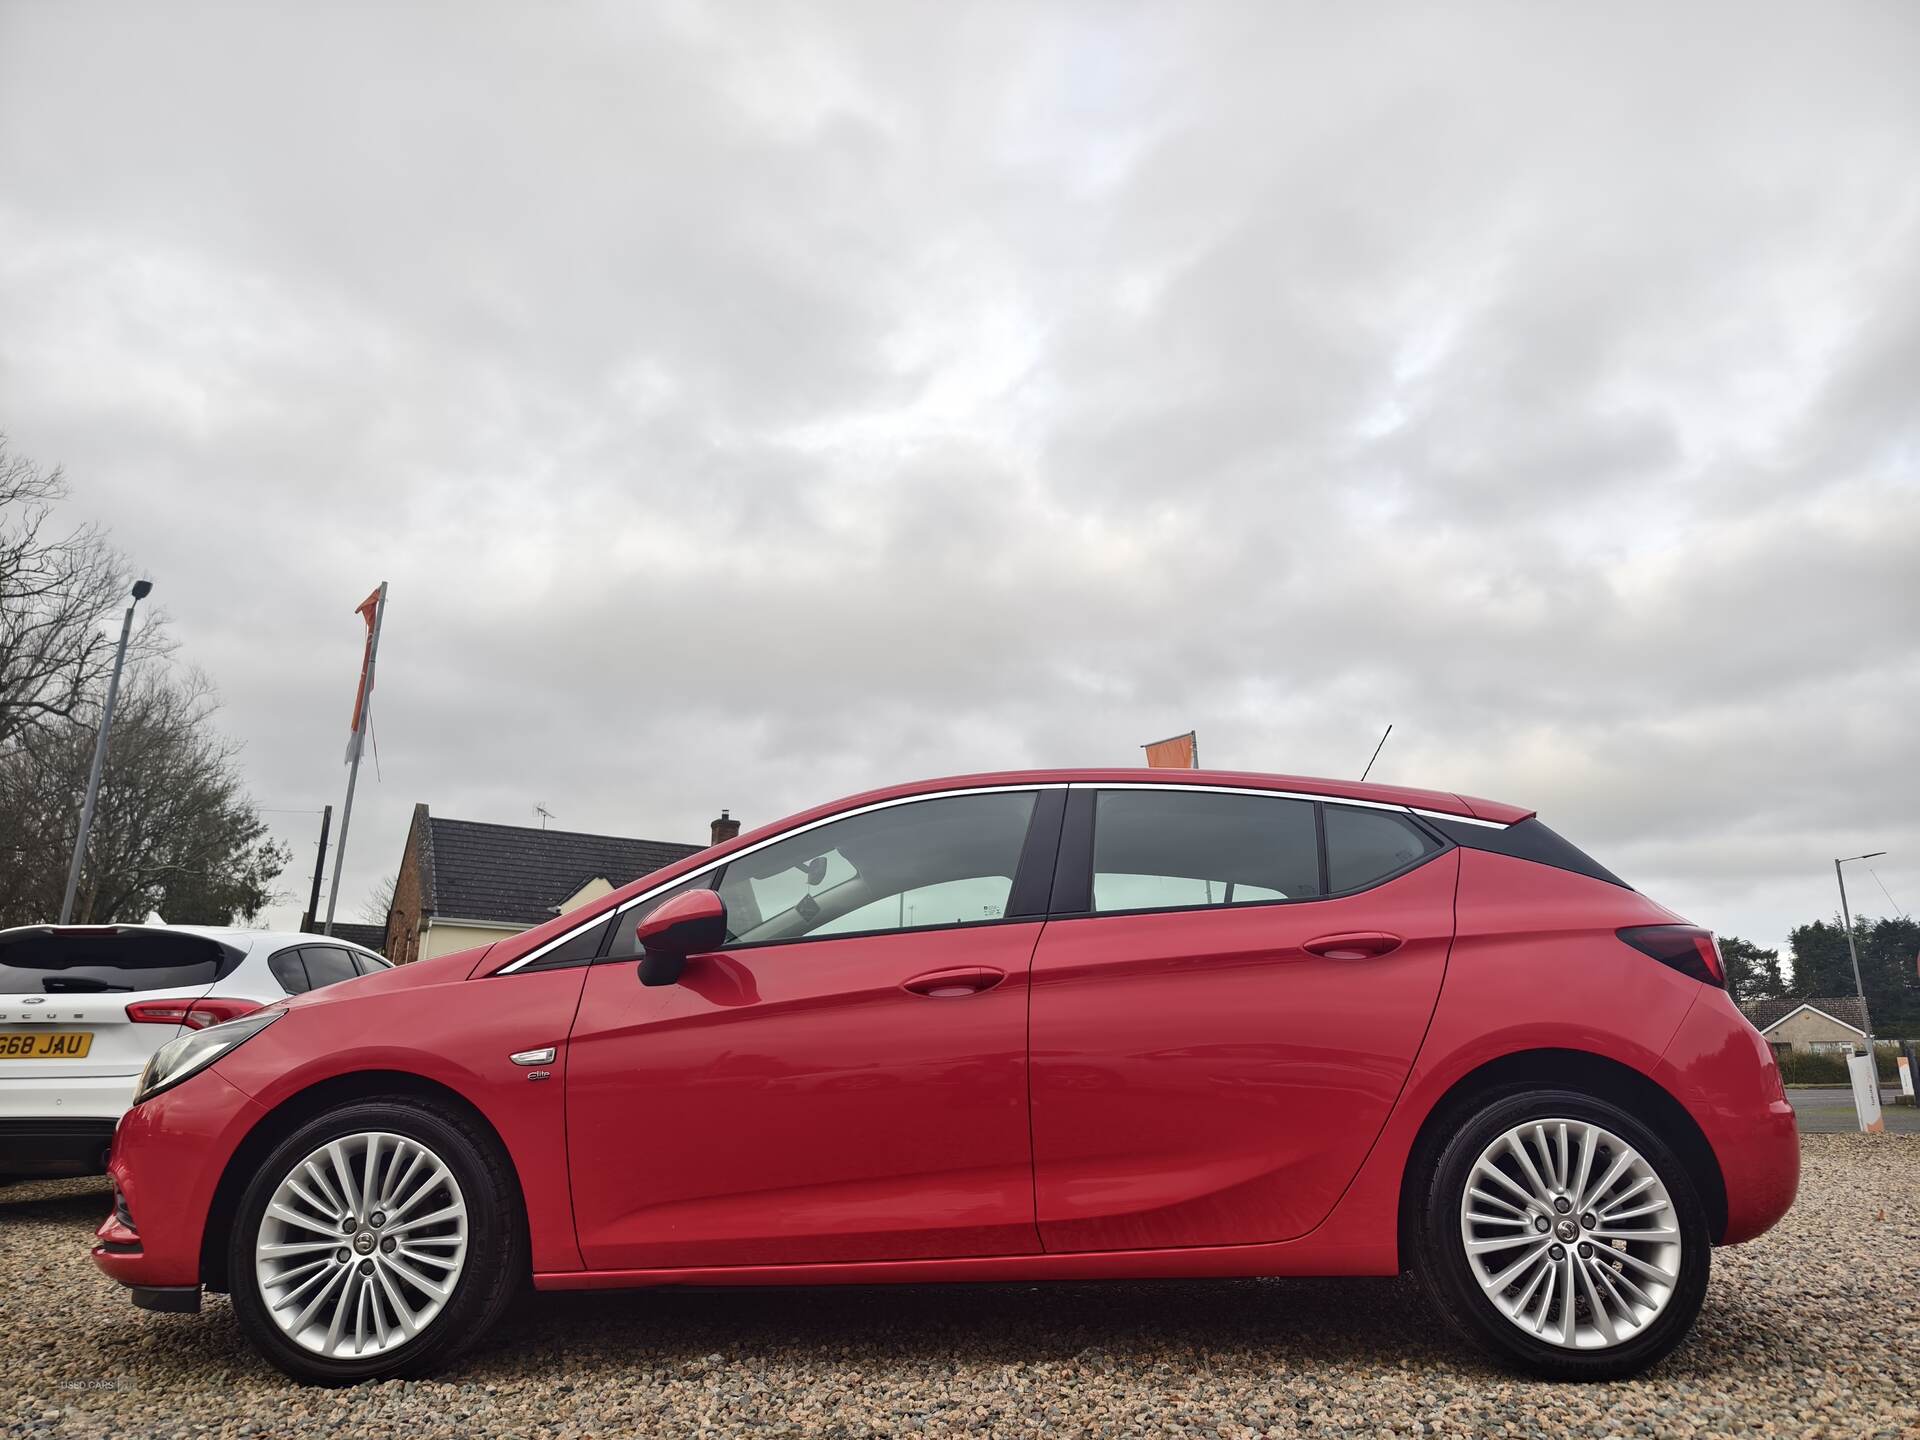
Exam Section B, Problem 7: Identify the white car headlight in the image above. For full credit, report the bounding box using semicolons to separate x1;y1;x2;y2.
133;1008;283;1106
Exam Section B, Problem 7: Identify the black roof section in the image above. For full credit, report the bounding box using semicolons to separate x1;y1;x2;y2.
321;922;389;956
425;817;701;927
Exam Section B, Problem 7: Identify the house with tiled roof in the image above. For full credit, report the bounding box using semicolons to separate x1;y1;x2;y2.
1739;995;1869;1056
383;803;739;964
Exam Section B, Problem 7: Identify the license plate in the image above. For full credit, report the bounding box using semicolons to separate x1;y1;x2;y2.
0;1030;93;1059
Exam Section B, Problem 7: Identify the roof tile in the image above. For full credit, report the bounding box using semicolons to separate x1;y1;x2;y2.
425;817;701;927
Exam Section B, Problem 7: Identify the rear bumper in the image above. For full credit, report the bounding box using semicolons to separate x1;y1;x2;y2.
0;1072;140;1121
1657;989;1800;1245
0;1117;119;1178
91;1069;267;1293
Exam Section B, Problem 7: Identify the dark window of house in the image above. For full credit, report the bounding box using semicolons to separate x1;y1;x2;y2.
1090;790;1322;914
268;948;311;994
300;946;360;990
1324;805;1440;892
713;791;1038;945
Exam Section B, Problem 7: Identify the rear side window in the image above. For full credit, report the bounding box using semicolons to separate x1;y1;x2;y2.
1324;805;1439;893
350;951;391;975
269;948;311;994
0;928;240;994
1091;790;1321;914
300;946;361;990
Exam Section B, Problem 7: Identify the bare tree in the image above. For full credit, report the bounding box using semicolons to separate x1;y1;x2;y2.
0;668;289;926
360;873;397;927
0;435;169;751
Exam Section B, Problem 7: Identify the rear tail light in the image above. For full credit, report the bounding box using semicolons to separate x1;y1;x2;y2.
125;997;263;1030
1617;925;1725;987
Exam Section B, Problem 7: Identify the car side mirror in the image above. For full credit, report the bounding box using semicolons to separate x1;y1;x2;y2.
635;889;727;987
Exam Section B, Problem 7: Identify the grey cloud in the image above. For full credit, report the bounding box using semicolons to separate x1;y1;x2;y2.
2;1;1916;960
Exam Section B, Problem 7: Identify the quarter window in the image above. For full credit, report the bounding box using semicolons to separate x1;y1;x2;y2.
714;791;1038;945
1323;805;1438;892
1091;790;1321;914
268;948;310;994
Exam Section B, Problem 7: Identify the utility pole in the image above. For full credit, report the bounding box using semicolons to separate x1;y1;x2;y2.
324;583;387;935
60;579;152;924
301;805;333;932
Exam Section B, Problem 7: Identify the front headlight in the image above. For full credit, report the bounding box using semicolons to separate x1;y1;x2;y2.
133;1008;283;1106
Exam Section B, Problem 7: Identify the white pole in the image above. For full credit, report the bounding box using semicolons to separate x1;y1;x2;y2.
324;582;387;935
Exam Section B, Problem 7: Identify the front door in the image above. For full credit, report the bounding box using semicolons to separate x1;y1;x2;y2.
1028;786;1459;1252
566;787;1060;1271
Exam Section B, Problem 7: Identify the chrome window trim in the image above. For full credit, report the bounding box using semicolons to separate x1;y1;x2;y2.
493;778;1509;974
494;782;1067;973
1092;782;1512;829
1410;807;1510;830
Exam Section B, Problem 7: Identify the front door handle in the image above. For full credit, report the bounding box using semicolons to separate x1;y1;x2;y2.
1303;931;1403;961
902;967;1006;998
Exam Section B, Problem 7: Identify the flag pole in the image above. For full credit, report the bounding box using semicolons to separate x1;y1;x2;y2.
324;581;386;935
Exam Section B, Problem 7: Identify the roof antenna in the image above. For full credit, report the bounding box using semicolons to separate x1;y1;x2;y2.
1360;723;1393;783
534;803;555;830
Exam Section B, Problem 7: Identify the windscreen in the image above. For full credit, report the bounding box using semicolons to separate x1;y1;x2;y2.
0;929;240;993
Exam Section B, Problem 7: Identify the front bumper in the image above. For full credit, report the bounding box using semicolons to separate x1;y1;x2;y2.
91;1069;267;1293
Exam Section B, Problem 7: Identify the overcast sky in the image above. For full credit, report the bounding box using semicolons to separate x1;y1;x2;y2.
2;2;1916;960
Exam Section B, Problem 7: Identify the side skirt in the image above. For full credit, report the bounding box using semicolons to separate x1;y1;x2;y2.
534;1233;1399;1292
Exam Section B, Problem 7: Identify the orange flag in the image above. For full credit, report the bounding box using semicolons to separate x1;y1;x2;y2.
349;587;381;737
1143;731;1197;768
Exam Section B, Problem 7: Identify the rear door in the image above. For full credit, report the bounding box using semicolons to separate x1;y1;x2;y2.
1027;787;1459;1252
0;927;243;1084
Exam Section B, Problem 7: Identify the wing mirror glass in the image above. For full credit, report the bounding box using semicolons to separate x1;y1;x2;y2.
635;889;727;987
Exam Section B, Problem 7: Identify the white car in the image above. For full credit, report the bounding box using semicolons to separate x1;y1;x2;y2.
0;924;390;1182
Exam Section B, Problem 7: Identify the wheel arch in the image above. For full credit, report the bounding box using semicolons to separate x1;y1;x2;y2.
1395;1047;1729;1263
199;1069;527;1293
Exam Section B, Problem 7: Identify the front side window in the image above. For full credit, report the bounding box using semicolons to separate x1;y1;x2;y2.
714;791;1038;946
1091;790;1321;914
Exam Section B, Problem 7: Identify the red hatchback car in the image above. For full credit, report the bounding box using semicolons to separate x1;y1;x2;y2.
94;770;1796;1383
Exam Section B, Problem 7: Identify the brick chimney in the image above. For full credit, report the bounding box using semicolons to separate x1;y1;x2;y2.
710;809;741;846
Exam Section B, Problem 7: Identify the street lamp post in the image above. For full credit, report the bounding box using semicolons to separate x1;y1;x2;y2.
59;579;153;925
1833;851;1885;1062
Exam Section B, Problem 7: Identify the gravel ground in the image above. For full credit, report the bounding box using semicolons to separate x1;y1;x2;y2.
4;1134;1915;1439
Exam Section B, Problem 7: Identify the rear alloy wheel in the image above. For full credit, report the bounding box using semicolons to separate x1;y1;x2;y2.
229;1098;523;1383
1414;1089;1710;1380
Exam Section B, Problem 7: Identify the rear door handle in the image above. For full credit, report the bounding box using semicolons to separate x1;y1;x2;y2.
1303;932;1403;960
902;967;1006;998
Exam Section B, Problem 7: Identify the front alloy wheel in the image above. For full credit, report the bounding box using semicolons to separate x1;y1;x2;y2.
1414;1089;1710;1380
229;1098;523;1383
253;1131;470;1357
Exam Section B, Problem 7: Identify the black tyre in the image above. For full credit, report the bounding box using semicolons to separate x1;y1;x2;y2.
1411;1088;1710;1381
227;1096;524;1384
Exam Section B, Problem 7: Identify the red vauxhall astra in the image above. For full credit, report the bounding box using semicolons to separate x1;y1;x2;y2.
93;770;1796;1383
